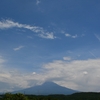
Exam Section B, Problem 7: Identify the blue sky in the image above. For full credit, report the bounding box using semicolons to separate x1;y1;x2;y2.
0;0;100;92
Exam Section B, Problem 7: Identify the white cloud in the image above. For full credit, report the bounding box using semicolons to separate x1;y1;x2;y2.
0;19;55;39
1;57;100;92
13;46;24;51
42;59;100;92
65;33;77;38
63;57;71;61
0;19;23;29
39;32;56;39
65;33;71;37
32;72;36;75
83;71;88;75
72;34;77;38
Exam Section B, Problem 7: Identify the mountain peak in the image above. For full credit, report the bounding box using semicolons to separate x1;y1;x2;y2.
42;81;58;86
13;81;78;95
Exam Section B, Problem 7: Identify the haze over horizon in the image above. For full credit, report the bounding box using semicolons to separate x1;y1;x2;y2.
0;0;100;92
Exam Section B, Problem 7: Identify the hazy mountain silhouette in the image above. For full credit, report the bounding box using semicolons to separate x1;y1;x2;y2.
13;81;78;95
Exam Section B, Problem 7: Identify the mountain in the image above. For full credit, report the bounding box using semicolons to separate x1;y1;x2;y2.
13;82;78;95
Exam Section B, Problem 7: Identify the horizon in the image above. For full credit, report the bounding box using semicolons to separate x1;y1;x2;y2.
0;0;100;93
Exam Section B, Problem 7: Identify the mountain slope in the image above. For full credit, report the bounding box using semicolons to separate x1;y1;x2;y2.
13;82;78;95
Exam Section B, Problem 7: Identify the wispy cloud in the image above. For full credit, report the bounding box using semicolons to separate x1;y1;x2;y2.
65;33;71;37
36;0;41;5
94;34;100;41
0;19;56;39
13;46;24;51
65;33;77;38
39;32;56;39
63;57;71;61
72;35;77;38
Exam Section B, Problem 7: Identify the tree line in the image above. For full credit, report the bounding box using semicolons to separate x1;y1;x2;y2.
0;92;100;100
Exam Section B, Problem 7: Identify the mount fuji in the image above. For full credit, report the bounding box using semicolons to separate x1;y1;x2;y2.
13;82;78;95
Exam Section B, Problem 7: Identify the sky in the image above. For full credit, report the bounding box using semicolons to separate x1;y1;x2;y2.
0;0;100;92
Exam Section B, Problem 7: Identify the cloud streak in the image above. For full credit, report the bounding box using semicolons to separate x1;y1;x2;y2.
65;33;77;38
39;32;56;39
89;51;97;59
63;57;71;61
13;46;24;51
94;34;100;41
0;19;55;39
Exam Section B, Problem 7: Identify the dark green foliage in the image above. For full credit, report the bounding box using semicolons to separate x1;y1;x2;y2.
1;92;100;100
1;93;28;100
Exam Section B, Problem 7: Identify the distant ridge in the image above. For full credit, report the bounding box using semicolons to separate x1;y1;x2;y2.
13;81;78;95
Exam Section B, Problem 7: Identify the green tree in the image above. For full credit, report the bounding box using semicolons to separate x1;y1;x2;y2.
3;93;28;100
13;93;28;100
3;93;13;100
